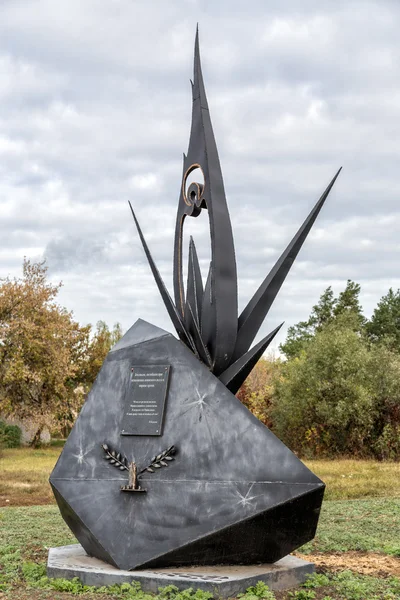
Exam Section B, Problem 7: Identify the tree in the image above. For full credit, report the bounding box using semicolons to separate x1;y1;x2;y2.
366;288;400;351
280;287;335;359
272;314;400;458
273;316;375;456
236;356;282;426
333;280;365;328
0;259;91;446
77;320;123;390
280;280;365;359
367;341;400;459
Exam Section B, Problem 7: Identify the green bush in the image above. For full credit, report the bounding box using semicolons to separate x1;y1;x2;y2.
0;420;22;448
302;574;330;588
271;319;376;457
373;424;400;460
238;581;275;600
271;316;400;459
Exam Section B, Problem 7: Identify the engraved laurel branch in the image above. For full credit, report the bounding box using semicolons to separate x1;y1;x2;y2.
101;443;177;492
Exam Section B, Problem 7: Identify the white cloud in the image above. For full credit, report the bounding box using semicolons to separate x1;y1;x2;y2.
0;0;399;354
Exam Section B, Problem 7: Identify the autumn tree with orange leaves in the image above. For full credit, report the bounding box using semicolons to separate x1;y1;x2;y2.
0;259;103;446
236;356;282;428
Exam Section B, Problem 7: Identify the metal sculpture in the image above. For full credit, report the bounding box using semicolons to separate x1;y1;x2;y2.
50;29;340;573
130;28;341;389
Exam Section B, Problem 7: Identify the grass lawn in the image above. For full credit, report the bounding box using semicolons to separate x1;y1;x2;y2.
0;447;60;507
306;459;400;500
0;447;399;599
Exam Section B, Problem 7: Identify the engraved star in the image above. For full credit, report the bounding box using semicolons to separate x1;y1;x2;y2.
235;484;258;508
181;386;208;420
72;445;89;465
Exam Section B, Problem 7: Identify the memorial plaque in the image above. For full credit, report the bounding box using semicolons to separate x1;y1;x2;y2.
121;365;170;436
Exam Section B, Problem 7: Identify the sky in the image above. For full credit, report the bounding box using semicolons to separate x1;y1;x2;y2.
1;0;400;353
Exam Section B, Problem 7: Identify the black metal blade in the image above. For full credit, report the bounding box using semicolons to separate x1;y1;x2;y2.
232;168;342;362
187;303;212;368
185;236;204;327
219;323;283;395
129;202;197;354
200;261;216;364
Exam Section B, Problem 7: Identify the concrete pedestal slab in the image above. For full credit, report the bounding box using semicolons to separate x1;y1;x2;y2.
47;544;314;596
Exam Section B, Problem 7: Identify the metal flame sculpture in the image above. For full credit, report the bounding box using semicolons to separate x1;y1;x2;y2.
49;30;339;574
129;29;341;392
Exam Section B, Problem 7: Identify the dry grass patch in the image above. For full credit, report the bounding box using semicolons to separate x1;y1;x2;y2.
304;459;400;500
0;447;60;506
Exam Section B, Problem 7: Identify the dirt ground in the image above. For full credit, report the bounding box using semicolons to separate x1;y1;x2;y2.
297;551;400;577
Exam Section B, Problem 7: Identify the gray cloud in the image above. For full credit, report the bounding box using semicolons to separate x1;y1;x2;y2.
1;0;400;352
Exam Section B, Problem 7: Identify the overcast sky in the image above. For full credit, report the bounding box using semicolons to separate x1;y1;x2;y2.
1;0;400;353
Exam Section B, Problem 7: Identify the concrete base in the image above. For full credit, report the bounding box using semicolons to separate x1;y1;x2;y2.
47;545;314;596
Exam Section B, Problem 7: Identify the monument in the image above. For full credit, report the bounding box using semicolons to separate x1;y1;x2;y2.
48;30;340;594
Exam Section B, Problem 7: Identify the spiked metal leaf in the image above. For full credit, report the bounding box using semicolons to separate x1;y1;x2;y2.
129;202;197;356
185;236;204;327
231;168;342;362
219;323;283;394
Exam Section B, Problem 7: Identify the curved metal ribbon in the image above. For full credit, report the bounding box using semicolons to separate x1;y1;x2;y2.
173;29;238;375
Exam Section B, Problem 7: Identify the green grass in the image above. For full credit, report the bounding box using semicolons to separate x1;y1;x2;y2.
300;498;400;555
292;571;400;600
50;439;67;448
0;505;76;563
0;501;399;599
1;500;398;566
